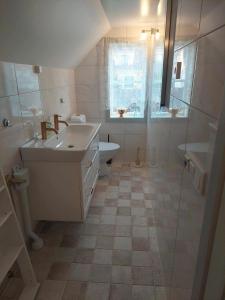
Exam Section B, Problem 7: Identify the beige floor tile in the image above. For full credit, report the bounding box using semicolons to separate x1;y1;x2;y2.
132;237;149;251
100;215;116;225
114;237;132;250
132;226;148;238
90;264;112;283
154;287;171;300
74;249;94;264
62;281;87;300
116;216;132;226
78;236;97;249
36;280;66;300
112;266;132;284
132;285;155;300
132;266;154;285
54;247;76;262
93;249;112;264
69;263;91;281
132;251;152;266
109;284;132;300
86;283;110;300
48;262;71;280
112;250;132;266
117;207;131;216
114;225;131;237
96;236;114;249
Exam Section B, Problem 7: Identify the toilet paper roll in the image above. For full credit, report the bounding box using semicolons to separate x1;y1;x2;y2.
70;114;86;123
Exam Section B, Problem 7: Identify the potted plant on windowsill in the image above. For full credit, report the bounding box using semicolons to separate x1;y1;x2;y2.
117;108;127;118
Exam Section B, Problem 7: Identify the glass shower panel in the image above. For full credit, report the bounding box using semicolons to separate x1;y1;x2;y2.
170;107;217;299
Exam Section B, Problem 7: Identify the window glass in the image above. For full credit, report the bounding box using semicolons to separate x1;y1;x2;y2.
108;43;147;119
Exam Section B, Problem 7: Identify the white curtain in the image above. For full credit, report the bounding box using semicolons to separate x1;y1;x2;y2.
99;37;153;118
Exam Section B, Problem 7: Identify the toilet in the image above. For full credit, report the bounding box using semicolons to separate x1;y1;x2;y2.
99;142;120;176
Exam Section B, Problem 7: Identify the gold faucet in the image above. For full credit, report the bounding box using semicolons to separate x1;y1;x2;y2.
41;121;58;140
54;114;69;131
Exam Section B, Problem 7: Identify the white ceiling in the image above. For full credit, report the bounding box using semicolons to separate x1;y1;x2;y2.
0;0;167;68
101;0;166;27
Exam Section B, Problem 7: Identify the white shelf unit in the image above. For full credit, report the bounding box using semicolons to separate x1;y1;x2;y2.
0;168;39;300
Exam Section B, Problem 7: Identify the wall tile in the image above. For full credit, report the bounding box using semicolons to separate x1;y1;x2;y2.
0;124;27;173
0;97;27;172
100;123;126;135
76;84;99;102
39;67;75;90
0;95;21;126
186;107;216;173
191;26;225;119
147;119;172;166
169;99;189;165
175;0;202;48
77;101;100;120
200;0;225;35
174;0;183;50
124;134;146;162
81;47;98;66
0;62;17;97
19;91;44;120
15;64;39;93
43;86;75;120
124;123;147;135
76;66;98;86
171;42;197;104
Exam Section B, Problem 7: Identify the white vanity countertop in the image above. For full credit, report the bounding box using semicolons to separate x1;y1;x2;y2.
20;123;101;162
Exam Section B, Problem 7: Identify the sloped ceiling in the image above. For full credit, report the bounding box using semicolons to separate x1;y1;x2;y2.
0;0;167;68
0;0;110;68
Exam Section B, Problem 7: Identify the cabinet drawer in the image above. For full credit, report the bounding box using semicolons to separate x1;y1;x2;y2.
83;152;99;209
81;135;99;179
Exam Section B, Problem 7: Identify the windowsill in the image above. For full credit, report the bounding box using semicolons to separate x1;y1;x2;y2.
150;112;188;119
105;110;147;123
106;117;146;123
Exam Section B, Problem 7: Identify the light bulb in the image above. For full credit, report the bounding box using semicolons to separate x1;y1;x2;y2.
141;0;149;17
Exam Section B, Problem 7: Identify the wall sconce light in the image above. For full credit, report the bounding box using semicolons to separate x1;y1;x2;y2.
140;28;160;41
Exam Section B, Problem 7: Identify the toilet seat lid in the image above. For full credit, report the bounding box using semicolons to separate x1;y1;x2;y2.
99;142;120;151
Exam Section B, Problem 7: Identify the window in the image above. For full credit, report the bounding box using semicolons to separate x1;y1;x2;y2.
108;42;147;119
150;40;189;119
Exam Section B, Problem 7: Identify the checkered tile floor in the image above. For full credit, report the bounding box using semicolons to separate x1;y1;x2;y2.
13;163;179;299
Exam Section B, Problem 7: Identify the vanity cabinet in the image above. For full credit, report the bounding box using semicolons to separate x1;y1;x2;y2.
23;134;100;222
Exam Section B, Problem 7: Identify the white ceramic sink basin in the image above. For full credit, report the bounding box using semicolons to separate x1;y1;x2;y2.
20;123;101;162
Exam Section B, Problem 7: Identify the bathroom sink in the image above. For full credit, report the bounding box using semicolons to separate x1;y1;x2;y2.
20;123;101;162
178;142;209;153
